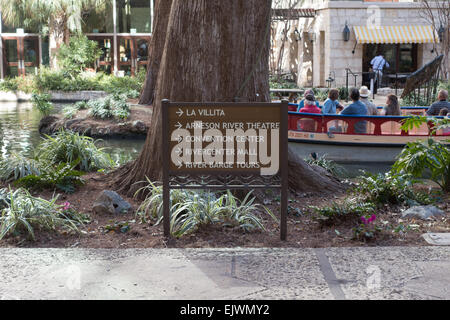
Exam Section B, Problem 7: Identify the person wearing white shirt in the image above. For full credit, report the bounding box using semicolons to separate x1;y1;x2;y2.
371;53;390;89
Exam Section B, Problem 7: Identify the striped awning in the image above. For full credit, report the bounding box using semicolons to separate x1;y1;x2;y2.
353;25;439;44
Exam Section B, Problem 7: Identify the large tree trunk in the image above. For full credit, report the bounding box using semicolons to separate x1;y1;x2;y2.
114;0;342;197
138;0;173;105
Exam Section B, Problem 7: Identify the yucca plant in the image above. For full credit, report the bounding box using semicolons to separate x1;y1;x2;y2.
135;179;278;238
0;153;42;181
305;154;346;177
36;129;114;171
0;187;87;241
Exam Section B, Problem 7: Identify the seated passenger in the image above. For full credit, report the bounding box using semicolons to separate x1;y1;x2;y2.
359;86;378;115
299;93;322;114
297;89;320;112
340;88;368;134
382;94;401;116
322;89;344;114
298;93;321;132
427;90;450;116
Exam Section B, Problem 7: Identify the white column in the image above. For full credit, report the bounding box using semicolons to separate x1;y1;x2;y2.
150;0;154;34
113;0;118;75
38;35;42;65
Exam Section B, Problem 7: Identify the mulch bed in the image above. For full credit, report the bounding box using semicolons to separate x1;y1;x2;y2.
1;173;448;249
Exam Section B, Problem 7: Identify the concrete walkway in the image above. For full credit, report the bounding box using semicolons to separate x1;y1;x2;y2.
0;247;449;300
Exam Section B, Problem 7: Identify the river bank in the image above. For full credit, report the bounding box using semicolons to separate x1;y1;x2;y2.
39;104;152;139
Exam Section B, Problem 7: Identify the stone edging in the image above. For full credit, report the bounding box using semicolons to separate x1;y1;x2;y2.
0;90;108;102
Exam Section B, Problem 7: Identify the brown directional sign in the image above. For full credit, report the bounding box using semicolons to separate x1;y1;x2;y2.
167;103;282;175
162;100;289;241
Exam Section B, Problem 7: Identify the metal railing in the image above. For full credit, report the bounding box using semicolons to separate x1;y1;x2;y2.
345;69;412;101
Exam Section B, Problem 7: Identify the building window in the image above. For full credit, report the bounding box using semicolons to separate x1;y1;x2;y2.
82;3;114;33
117;0;152;33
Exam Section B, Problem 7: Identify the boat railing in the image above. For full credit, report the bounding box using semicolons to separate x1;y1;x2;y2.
288;111;446;136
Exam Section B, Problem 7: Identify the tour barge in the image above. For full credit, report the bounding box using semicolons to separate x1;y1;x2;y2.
287;105;449;164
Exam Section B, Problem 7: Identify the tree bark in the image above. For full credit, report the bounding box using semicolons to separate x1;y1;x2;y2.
138;0;173;105
113;0;342;197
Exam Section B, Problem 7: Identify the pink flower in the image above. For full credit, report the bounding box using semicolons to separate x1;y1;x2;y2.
361;216;368;225
63;202;71;210
368;215;377;223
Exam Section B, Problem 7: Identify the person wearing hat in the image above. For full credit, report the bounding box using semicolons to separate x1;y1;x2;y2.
297;92;321;132
297;89;320;112
298;92;322;114
359;86;378;116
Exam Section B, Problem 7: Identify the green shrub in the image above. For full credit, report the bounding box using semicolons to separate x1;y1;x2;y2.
31;92;53;116
62;105;80;119
15;161;85;194
36;130;114;172
88;94;130;120
309;199;376;225
269;75;298;89
353;171;434;206
0;187;88;241
58;35;102;77
392;138;450;192
0;78;19;92
135;180;277;237
312;88;329;102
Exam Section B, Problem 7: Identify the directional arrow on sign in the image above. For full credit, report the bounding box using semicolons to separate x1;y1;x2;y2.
176;160;183;169
175;148;182;154
175;122;183;129
176;136;183;143
176;108;184;117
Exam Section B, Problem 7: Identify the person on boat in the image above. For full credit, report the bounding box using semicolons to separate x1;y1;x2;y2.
359;86;378;115
322;89;344;114
298;93;321;114
297;93;321;132
297;89;320;112
427;90;450;116
382;94;401;116
340;88;368;134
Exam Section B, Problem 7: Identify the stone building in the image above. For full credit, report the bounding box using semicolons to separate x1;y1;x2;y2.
272;0;449;88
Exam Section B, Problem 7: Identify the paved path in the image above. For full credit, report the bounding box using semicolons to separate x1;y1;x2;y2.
0;247;449;300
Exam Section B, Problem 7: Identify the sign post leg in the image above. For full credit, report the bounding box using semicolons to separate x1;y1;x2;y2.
162;99;171;238
280;99;289;241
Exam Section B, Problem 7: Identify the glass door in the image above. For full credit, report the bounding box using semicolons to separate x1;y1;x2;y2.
117;36;150;76
3;38;20;77
135;37;150;75
23;37;40;75
118;36;134;76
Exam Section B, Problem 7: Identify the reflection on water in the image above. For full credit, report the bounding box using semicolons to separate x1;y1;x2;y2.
0;102;144;161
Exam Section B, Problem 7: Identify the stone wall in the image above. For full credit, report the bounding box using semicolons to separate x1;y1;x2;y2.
275;1;449;88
